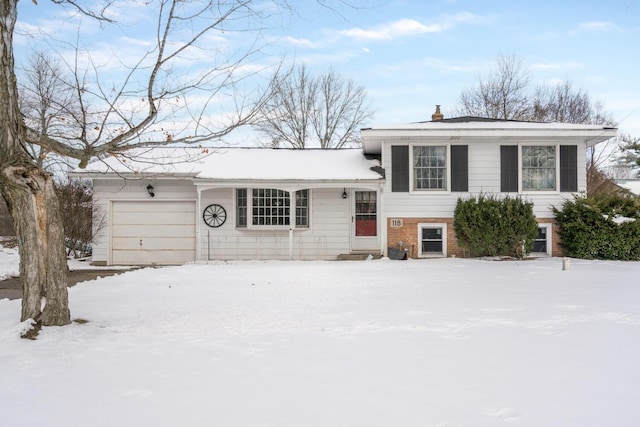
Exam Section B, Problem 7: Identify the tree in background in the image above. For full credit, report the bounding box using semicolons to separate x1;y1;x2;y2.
54;179;105;259
255;64;373;148
531;81;608;124
458;54;615;126
457;54;618;196
458;54;531;120
18;51;78;172
616;135;640;177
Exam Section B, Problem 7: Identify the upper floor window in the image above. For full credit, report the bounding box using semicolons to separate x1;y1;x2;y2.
413;146;447;190
236;188;309;228
389;144;467;193
501;145;577;193
522;146;556;191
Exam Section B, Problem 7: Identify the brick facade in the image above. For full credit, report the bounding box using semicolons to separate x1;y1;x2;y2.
387;217;462;258
387;217;565;258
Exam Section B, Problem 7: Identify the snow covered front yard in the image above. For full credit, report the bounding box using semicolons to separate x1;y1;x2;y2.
1;255;639;426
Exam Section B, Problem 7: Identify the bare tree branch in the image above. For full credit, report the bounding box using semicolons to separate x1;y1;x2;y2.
255;64;373;149
458;54;530;120
19;1;285;169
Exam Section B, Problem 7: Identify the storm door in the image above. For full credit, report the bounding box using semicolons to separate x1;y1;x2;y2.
351;190;379;251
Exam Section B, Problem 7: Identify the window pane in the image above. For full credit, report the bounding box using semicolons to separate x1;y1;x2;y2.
522;146;556;191
532;227;548;253
295;189;309;227
236;188;247;227
355;191;376;236
252;188;290;226
422;228;441;240
421;227;443;254
422;241;443;253
413;146;447;190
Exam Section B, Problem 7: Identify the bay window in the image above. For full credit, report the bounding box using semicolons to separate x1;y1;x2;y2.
236;188;309;228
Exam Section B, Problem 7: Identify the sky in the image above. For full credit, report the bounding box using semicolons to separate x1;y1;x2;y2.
13;0;640;145
2;242;640;426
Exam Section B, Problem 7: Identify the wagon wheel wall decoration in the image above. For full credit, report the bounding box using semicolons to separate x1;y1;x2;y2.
202;204;227;228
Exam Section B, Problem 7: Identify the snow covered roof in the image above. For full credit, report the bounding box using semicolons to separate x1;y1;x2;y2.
73;147;384;182
361;119;618;154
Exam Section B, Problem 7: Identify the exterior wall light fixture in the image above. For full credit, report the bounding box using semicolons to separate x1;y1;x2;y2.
146;184;155;197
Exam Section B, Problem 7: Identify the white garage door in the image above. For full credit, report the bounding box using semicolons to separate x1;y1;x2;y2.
111;201;196;265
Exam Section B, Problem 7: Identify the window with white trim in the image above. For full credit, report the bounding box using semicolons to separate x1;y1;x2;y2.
418;223;447;257
236;188;309;228
413;146;447;190
522;146;556;191
531;223;552;256
398;144;467;193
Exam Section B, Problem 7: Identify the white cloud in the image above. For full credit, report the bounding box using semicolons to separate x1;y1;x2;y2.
280;35;317;48
577;21;618;32
339;19;445;40
336;13;483;41
419;57;479;73
531;61;583;71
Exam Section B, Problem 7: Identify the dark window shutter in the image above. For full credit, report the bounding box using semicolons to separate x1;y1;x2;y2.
500;146;518;192
560;145;578;192
391;146;409;192
451;145;468;192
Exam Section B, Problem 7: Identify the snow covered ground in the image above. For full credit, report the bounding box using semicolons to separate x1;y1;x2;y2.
1;246;639;427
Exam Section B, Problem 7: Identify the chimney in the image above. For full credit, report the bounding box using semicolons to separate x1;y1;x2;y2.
431;104;444;121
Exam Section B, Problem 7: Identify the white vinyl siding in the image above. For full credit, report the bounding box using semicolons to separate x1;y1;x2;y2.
381;141;586;219
200;188;351;260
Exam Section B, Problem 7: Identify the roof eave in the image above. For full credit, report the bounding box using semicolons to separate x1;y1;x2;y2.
362;127;618;153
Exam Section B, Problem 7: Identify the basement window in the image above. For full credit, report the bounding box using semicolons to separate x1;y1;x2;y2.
417;223;447;257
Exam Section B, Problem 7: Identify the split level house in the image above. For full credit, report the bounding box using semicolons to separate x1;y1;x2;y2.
74;108;617;265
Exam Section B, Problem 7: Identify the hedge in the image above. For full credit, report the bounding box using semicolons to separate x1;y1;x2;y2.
553;194;640;260
453;194;538;259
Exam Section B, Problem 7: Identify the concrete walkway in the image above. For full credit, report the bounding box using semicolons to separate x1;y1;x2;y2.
0;270;130;300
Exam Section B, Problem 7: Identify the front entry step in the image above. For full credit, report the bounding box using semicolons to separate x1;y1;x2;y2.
336;253;382;261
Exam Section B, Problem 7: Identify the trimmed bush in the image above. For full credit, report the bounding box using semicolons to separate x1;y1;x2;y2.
553;194;640;260
454;194;538;259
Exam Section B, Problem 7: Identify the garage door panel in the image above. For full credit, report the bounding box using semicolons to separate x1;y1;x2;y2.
112;211;195;226
112;224;196;238
114;201;195;213
111;201;196;265
112;250;195;265
113;237;195;251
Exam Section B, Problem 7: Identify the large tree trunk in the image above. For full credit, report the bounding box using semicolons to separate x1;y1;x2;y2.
1;0;70;330
2;167;70;326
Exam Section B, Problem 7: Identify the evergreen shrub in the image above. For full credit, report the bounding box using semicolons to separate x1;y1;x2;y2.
553;194;640;260
453;194;538;259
